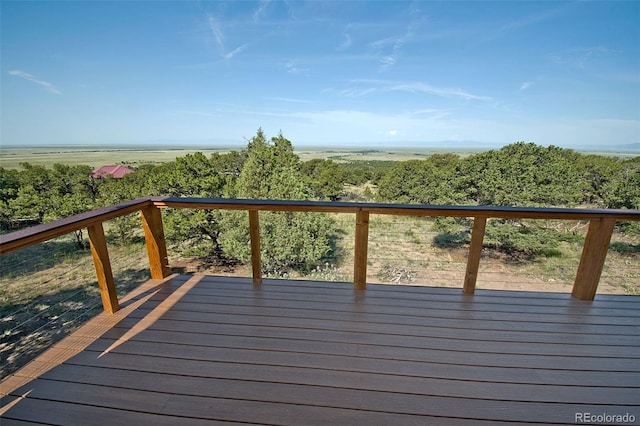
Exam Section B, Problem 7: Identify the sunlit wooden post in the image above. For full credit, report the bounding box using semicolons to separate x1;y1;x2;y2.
354;210;370;290
88;223;119;313
463;216;487;294
249;209;262;284
572;217;616;301
141;205;170;279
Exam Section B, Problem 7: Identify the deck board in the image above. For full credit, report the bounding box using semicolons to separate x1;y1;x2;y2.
2;274;639;425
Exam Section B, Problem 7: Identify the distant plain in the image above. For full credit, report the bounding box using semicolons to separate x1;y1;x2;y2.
0;145;637;169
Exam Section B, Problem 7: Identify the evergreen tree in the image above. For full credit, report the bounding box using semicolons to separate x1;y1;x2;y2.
221;129;336;274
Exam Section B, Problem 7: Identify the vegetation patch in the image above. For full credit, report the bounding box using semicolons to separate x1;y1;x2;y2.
1;134;638;378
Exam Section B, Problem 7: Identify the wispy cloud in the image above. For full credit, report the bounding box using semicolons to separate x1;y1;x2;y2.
206;14;247;60
405;108;451;120
337;30;352;51
369;7;424;71
8;70;61;94
337;86;378;98
285;61;309;75
519;81;534;91
391;82;492;101
552;46;619;69
371;33;407;71
266;96;312;104
170;109;216;117
341;79;492;102
225;43;248;59
252;0;271;22
485;2;574;42
206;14;225;53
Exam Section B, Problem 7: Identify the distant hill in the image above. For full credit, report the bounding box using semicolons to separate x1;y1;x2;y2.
562;143;638;154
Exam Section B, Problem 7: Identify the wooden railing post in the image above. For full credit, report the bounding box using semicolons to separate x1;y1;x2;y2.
572;217;616;301
463;216;487;294
354;210;370;290
141;205;170;279
249;210;262;284
88;223;119;313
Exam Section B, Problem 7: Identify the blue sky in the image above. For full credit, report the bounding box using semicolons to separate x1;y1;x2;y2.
2;1;639;148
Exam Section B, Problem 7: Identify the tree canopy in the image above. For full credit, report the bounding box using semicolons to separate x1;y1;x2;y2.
221;129;336;273
1;136;637;264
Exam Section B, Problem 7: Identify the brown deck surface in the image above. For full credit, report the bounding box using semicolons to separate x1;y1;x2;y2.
1;274;639;425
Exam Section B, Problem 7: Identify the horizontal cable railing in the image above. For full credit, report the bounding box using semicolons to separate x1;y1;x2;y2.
0;222;151;377
1;196;639;319
365;215;640;293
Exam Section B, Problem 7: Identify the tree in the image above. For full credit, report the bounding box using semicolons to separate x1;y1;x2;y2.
605;157;640;210
575;154;622;206
0;168;21;229
605;157;640;235
300;159;346;201
434;143;587;257
377;154;463;205
161;153;238;255
7;163;53;225
458;142;583;207
221;129;336;273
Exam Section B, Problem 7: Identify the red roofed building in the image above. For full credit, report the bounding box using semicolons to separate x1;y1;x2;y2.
92;165;134;179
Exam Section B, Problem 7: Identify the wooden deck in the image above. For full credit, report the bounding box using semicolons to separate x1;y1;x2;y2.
1;274;639;425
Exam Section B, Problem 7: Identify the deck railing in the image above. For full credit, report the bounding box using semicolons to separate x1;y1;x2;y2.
1;196;639;312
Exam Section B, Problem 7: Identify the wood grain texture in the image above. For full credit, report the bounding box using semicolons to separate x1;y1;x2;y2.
572;217;617;300
248;209;262;284
463;216;486;294
141;205;170;279
88;223;119;313
0;198;151;255
2;275;638;425
354;210;370;290
151;196;640;221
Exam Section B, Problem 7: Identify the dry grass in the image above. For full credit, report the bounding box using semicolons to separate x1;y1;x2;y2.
0;236;151;378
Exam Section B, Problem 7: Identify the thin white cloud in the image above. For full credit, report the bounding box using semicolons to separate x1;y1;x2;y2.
405;109;451;120
8;70;61;94
485;3;574;42
380;56;397;68
336;86;377;98
391;82;491;102
591;118;638;127
224;43;248;59
206;14;225;54
337;32;352;51
285;61;309;74
370;7;424;71
552;46;619;69
170;109;216;117
343;79;492;102
519;81;534;91
266;97;312;104
387;129;397;136
205;14;248;60
253;0;271;22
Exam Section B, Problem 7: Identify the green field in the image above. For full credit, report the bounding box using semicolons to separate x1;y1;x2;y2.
1;145;637;170
0;146;236;169
0;146;484;169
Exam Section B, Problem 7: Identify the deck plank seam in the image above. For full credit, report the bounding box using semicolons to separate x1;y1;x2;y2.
58;358;640;391
122;307;640;336
86;338;640;372
15;375;638;419
110;318;640;347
